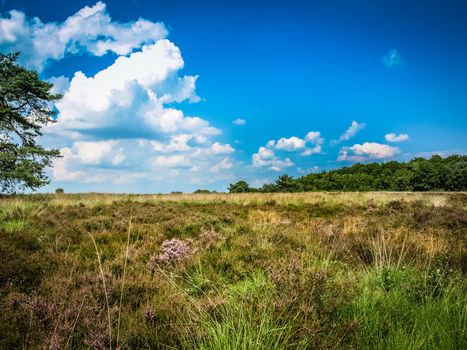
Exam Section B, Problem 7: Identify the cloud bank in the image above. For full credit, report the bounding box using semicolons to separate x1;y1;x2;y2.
0;2;237;189
0;1;167;71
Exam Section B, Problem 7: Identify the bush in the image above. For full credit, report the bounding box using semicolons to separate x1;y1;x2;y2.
228;180;251;193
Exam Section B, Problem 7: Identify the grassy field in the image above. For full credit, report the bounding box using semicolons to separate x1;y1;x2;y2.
0;192;466;349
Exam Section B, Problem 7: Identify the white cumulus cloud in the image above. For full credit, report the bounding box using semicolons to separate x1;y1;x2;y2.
210;157;234;173
53;135;236;186
275;136;306;151
47;75;70;95
251;130;323;171
73;140;121;165
338;142;400;162
47;39;215;141
385;133;409;142
269;131;324;156
0;1;168;71
252;147;294;172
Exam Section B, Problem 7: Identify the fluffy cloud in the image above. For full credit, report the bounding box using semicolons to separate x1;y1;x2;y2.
54;137;235;185
0;2;167;71
332;120;366;145
382;49;405;68
210;157;234;173
385;133;409;142
275;136;306;151
251;131;323;171
268;131;324;156
152;154;191;169
47;76;70;95
52;148;85;182
46;39;218;141
151;134;205;153
233;118;246;125
252;147;294;172
53;140;126;182
338;142;400;162
302;131;324;155
73;140;124;165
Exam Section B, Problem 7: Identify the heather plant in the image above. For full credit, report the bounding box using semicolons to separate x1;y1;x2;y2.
149;238;193;266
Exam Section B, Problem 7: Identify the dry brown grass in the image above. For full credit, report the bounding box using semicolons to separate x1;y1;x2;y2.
2;191;466;209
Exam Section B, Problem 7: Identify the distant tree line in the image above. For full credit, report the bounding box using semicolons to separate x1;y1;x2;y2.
194;189;218;194
229;155;467;193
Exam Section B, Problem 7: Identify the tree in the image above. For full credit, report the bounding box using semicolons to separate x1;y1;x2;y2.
445;160;467;191
260;183;279;193
228;180;251;193
194;189;211;194
0;53;60;194
275;174;301;192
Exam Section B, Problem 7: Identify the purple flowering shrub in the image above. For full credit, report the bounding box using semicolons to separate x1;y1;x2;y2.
150;238;193;266
148;230;226;268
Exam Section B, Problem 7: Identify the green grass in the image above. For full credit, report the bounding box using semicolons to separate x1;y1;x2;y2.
344;266;466;349
192;272;307;350
0;219;27;232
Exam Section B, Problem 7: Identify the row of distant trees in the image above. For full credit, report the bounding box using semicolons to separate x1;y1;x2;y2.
229;155;467;193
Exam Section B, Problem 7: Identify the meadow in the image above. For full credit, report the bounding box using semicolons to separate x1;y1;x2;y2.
0;192;465;349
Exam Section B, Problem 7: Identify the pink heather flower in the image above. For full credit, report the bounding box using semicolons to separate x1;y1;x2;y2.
154;239;191;265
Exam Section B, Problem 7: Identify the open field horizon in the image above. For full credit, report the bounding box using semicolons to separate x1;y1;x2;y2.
4;191;467;207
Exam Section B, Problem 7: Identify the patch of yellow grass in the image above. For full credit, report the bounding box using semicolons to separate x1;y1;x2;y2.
1;191;464;208
341;216;368;236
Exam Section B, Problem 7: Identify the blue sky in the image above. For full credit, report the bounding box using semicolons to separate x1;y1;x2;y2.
1;0;466;192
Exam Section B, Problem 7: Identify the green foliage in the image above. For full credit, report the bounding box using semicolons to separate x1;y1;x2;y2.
55;187;64;194
228;180;252;193
0;52;60;194
243;155;467;193
273;174;302;192
194;189;216;194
